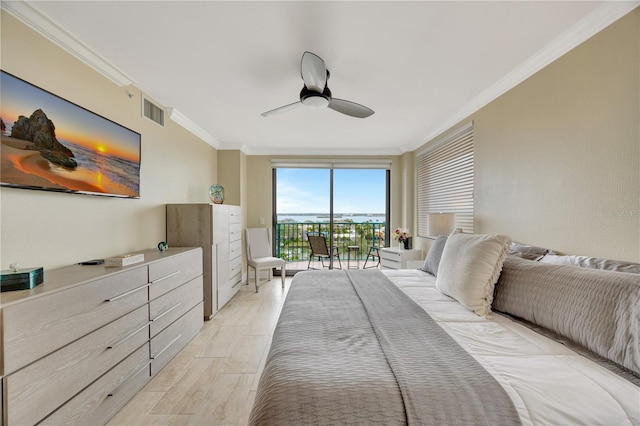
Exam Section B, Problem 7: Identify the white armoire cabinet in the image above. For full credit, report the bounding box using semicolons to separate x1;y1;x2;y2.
166;203;242;319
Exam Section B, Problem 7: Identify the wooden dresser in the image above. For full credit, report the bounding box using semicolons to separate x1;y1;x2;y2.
0;247;203;425
166;203;243;318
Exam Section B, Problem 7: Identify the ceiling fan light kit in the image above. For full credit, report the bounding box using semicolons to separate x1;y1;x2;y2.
262;51;374;118
300;86;331;108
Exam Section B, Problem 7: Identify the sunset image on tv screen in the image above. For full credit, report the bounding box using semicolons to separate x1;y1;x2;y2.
0;71;141;198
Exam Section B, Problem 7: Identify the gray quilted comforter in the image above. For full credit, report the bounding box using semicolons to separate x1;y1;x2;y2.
249;269;521;425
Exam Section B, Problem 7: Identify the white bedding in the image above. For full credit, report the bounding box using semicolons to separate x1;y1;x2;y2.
382;269;640;426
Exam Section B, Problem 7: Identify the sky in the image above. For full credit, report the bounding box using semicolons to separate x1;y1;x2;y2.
276;168;386;214
0;71;140;162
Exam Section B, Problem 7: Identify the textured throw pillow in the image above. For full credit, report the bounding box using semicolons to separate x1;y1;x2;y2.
420;235;448;276
436;233;511;317
494;255;640;375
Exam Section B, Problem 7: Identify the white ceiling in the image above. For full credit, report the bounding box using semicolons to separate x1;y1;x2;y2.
6;1;638;155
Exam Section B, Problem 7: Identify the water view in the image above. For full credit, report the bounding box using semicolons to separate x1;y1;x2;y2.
278;213;385;223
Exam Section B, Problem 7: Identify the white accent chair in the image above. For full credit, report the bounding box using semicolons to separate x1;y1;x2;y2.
246;227;286;293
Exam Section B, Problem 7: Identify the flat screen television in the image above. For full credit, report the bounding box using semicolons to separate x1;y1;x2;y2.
0;70;141;198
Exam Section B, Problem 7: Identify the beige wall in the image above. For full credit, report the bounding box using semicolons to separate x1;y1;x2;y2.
218;150;245;206
414;9;640;262
1;13;217;270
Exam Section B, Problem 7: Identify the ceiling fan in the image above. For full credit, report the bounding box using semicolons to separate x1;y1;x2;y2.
261;51;375;119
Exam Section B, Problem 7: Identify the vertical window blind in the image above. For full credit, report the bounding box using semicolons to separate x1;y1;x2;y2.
417;122;474;237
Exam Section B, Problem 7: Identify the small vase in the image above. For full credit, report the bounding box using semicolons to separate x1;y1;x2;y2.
403;238;411;250
209;184;225;204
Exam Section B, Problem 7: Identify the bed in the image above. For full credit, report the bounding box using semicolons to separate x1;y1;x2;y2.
250;233;640;425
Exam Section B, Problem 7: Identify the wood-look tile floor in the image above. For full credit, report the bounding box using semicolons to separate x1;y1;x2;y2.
107;277;292;426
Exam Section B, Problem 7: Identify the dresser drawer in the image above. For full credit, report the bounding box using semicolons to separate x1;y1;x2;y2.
150;276;203;338
148;248;203;300
39;344;150;426
2;266;148;374
218;276;242;310
229;256;242;278
380;250;402;261
228;206;241;224
229;223;242;243
151;303;203;376
380;258;401;269
5;305;149;426
230;239;242;260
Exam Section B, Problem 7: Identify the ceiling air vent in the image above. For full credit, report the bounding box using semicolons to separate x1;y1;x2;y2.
142;96;165;126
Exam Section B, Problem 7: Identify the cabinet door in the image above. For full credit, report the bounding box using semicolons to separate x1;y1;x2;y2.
212;204;228;244
217;241;230;285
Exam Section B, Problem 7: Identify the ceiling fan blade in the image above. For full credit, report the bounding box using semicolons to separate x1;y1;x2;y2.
300;51;327;92
261;101;303;117
328;98;375;118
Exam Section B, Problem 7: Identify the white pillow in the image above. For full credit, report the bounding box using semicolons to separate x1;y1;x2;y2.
436;233;511;317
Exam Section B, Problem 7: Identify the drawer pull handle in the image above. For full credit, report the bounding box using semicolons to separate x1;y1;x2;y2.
108;321;152;349
151;303;182;322
151;270;180;284
151;334;182;360
108;360;152;397
105;284;148;302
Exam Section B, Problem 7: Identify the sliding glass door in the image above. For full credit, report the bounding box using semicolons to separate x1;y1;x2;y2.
274;165;389;273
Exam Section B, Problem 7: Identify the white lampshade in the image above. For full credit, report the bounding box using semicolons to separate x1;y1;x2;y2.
427;213;456;236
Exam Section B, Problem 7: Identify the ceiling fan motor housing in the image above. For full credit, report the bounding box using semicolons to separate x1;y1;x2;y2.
300;85;332;108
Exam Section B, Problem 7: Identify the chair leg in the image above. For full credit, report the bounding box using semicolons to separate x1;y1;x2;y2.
280;264;286;288
255;268;259;293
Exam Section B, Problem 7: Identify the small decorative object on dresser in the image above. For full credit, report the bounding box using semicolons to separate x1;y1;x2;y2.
104;253;145;267
157;241;168;252
209;184;225;204
0;265;44;291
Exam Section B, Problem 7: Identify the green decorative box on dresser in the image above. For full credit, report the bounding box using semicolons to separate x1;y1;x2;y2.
0;247;203;425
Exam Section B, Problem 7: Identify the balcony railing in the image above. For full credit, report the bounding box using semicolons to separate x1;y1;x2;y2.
275;222;387;264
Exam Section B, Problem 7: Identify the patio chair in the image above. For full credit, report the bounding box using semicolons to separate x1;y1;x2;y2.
307;233;342;269
363;241;385;269
246;227;285;293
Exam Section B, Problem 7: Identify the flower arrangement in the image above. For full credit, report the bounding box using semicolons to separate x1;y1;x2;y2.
392;228;410;243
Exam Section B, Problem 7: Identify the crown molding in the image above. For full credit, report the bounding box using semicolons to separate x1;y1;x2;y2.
411;1;640;152
167;108;220;149
1;0;136;87
217;143;251;154
245;145;404;156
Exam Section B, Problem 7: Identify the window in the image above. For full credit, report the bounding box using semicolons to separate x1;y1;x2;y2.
272;159;391;271
417;122;474;237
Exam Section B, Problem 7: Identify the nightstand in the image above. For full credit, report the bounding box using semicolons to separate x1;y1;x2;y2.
379;247;422;269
